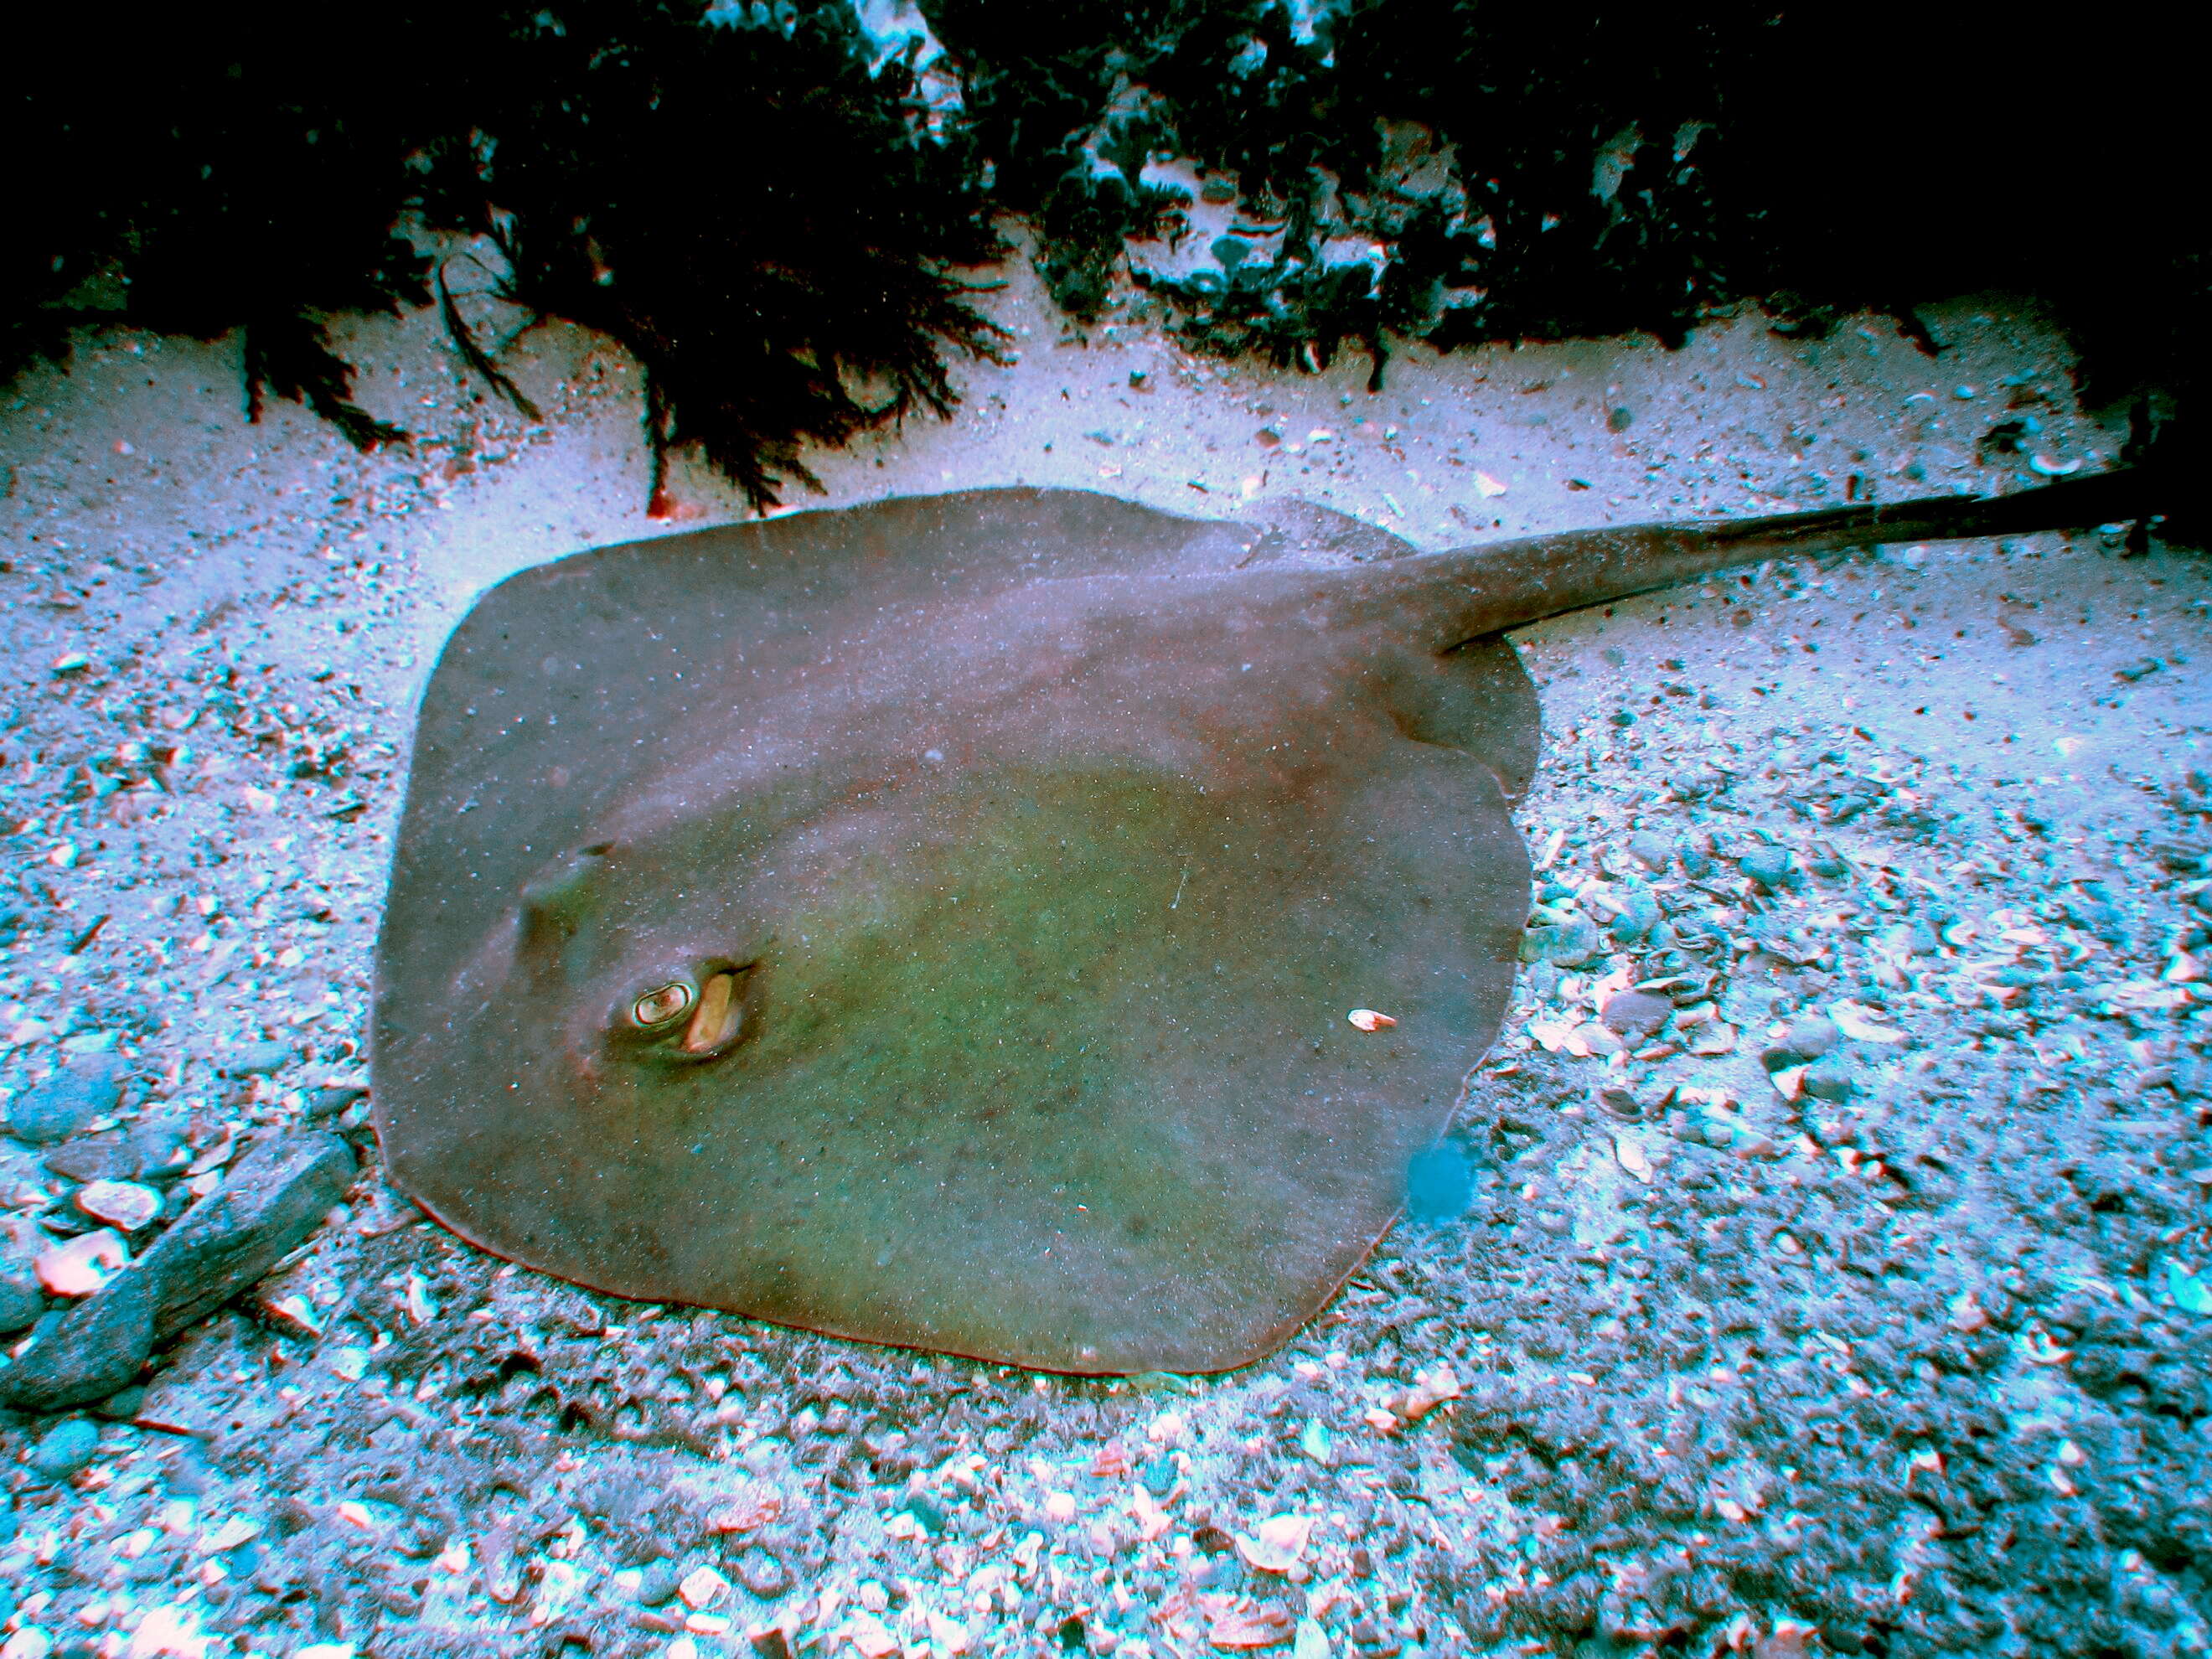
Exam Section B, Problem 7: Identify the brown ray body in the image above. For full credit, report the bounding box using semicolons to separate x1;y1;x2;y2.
372;470;2154;1373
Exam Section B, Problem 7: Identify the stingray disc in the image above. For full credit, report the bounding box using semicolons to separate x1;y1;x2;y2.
373;488;1535;1372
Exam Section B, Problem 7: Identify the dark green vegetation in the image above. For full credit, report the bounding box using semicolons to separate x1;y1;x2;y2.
6;4;2199;510
5;1;1005;511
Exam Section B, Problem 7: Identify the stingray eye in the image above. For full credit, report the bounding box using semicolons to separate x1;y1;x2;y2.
631;981;695;1029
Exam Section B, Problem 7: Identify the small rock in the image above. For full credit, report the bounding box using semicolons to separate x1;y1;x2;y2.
304;1085;367;1124
1781;1013;1842;1058
732;1543;792;1600
139;1131;354;1341
636;1561;681;1607
36;1229;128;1296
94;1384;146;1420
76;1181;162;1231
1805;840;1851;880
44;1136;127;1183
1627;830;1673;871
1687;1022;1738;1057
222;1041;294;1078
0;1264;156;1410
1527;912;1602;968
7;1055;127;1146
25;1415;102;1483
679;1563;731;1610
1599;990;1672;1040
121;1116;191;1178
1608;886;1662;944
1739;845;1793;892
0;1267;43;1334
1801;1056;1858;1103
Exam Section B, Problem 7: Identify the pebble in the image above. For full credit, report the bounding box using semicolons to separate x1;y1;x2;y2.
1739;845;1794;892
36;1228;128;1296
1800;1056;1858;1102
1627;830;1673;871
0;1263;156;1411
637;1562;682;1606
305;1084;367;1123
121;1116;191;1178
6;1055;127;1146
1780;1013;1842;1058
76;1180;162;1232
44;1116;185;1186
1687;1022;1737;1057
1608;886;1662;944
94;1384;146;1420
1525;912;1602;968
25;1415;101;1483
221;1040;295;1078
732;1543;792;1600
0;1264;42;1334
1805;840;1850;880
1599;990;1672;1040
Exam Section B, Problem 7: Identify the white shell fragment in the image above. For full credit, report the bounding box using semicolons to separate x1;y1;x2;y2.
1234;1512;1315;1573
36;1227;129;1296
1346;1008;1398;1031
1830;1000;1906;1043
75;1179;163;1232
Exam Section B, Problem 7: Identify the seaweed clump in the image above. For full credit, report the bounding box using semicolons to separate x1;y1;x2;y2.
926;0;2200;421
5;1;1004;512
3;3;2199;502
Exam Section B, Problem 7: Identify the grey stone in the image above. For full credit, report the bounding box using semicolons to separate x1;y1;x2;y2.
223;1040;296;1078
1524;912;1602;968
1781;1013;1842;1058
121;1115;190;1178
46;1116;186;1185
1600;990;1672;1041
26;1415;102;1483
305;1085;367;1123
0;1264;156;1411
1609;886;1662;944
734;1543;793;1600
94;1384;147;1420
1801;1056;1858;1103
138;1131;354;1341
0;1268;42;1335
1739;845;1794;892
1627;830;1674;871
7;1054;127;1145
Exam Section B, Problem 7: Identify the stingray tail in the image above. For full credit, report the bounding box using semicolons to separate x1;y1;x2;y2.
1372;463;2168;652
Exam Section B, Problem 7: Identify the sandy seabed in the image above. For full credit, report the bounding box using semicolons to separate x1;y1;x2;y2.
2;251;2209;1658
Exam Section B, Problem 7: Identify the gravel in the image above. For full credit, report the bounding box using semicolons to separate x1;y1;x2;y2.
0;266;2204;1657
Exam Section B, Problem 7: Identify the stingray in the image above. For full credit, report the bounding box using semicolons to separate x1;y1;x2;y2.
373;467;2153;1373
